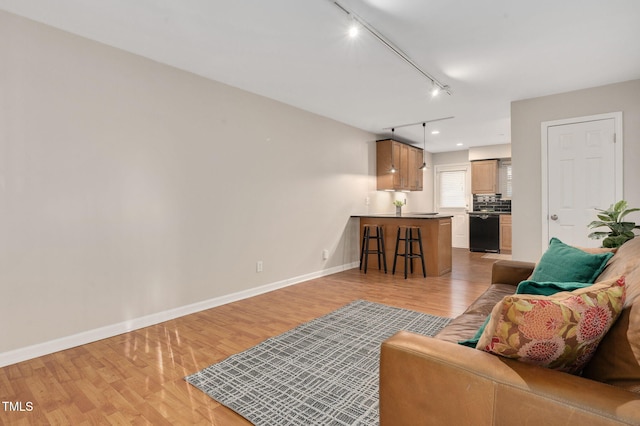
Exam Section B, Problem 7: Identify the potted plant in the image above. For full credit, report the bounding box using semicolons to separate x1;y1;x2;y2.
588;200;640;248
393;200;405;216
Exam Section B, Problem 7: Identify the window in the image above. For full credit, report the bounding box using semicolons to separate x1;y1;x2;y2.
500;161;512;198
439;170;467;208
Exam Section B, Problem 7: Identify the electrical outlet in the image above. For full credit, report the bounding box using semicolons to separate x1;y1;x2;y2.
364;196;370;206
322;249;329;260
256;261;263;272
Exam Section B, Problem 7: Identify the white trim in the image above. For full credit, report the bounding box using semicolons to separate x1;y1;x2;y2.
0;262;359;368
541;112;623;252
434;162;472;211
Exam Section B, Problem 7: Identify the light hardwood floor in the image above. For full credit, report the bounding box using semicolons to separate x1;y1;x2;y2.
1;249;496;425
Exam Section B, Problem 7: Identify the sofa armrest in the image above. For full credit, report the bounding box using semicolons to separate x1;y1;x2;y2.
379;331;640;426
491;260;536;286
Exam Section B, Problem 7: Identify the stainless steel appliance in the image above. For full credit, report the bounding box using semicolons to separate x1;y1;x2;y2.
469;213;500;252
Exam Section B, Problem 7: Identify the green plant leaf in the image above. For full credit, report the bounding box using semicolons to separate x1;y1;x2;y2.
587;220;608;229
619;208;640;221
587;200;638;248
588;231;609;239
614;200;628;212
620;222;637;233
603;234;633;248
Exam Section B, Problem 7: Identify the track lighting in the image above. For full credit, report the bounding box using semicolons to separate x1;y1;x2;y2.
329;0;452;95
348;24;359;38
430;84;441;97
348;17;359;38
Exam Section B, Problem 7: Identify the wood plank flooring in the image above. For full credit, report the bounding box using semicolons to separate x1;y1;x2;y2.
0;249;496;425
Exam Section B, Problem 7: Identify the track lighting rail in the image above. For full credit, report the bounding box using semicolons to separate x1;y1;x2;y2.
329;0;452;95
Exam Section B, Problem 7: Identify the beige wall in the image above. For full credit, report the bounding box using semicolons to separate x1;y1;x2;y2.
0;11;375;358
468;144;511;161
511;79;640;261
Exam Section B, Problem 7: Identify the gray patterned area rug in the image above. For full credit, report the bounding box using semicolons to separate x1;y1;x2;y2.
185;299;451;426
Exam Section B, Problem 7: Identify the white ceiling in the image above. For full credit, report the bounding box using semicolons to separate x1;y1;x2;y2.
2;0;639;152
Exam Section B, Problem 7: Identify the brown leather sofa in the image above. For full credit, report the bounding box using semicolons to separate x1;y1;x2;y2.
380;238;640;425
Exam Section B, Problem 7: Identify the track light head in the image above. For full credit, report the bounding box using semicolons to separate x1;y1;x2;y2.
348;18;359;37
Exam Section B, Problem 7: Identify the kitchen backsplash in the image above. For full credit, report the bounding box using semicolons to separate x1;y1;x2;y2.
473;194;511;212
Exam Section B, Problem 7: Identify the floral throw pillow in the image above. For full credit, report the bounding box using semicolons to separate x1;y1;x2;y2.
476;276;626;374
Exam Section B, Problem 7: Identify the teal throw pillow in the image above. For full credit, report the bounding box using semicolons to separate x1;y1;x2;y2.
515;280;593;296
530;238;613;283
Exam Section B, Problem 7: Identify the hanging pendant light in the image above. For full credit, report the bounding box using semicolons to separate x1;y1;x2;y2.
389;128;397;173
419;122;427;170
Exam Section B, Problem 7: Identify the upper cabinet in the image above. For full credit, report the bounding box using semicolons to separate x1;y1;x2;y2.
376;139;424;191
471;159;499;194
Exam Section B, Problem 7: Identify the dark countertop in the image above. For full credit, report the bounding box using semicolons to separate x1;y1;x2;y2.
351;213;454;219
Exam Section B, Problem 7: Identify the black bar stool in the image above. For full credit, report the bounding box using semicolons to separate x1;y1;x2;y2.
392;226;426;279
360;224;387;274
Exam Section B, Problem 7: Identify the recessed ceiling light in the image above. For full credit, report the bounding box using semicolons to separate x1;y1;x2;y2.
431;130;440;135
456;143;464;146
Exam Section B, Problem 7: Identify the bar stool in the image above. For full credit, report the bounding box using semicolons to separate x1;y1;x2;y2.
360;224;387;274
392;226;426;279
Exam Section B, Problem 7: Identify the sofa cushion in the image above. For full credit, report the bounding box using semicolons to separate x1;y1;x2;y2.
436;284;514;343
597;238;640;307
530;237;614;283
582;238;640;393
476;276;625;374
458;316;491;348
463;284;515;316
435;313;488;344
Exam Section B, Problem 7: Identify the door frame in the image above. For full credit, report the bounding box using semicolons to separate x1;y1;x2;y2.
434;162;471;248
540;112;623;251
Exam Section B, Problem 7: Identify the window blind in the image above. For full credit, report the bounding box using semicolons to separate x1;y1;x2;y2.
439;170;466;208
500;161;512;197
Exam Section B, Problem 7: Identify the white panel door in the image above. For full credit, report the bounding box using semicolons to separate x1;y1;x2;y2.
547;118;617;248
435;164;470;248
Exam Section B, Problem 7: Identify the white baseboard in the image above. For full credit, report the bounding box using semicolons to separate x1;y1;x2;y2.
0;262;359;368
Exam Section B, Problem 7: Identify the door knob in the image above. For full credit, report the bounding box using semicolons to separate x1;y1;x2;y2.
550;214;558;221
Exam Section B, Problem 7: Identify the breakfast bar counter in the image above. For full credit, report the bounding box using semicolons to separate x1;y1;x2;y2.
351;214;452;277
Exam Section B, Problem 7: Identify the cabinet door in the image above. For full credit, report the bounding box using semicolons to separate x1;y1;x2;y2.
408;146;424;191
393;142;408;191
415;147;424;191
376;140;393;190
500;214;512;252
471;160;498;194
395;142;407;190
408;146;417;191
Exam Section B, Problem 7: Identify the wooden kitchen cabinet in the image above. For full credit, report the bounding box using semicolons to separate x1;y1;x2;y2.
376;139;423;191
500;214;512;253
471;159;499;194
408;146;423;191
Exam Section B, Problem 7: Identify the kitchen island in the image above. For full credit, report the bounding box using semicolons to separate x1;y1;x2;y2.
351;213;452;277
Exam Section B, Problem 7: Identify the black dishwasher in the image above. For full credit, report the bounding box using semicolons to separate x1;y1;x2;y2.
469;213;500;253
